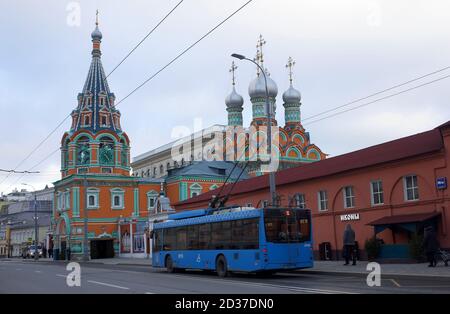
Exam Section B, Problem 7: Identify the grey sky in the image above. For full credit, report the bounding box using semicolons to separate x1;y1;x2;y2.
1;0;449;193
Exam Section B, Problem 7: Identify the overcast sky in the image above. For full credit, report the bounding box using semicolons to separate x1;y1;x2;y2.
1;0;449;194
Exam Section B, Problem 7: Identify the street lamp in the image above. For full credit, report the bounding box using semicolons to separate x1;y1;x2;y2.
231;53;277;205
22;183;38;261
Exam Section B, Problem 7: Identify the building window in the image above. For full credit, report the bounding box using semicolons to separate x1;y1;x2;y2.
246;203;253;207
262;200;269;207
294;193;306;209
153;167;157;177
101;167;112;174
110;188;124;209
64;190;70;210
86;188;99;209
160;165;164;174
404;175;419;201
189;183;202;198
343;186;355;208
318;190;328;211
147;191;158;211
371;180;384;205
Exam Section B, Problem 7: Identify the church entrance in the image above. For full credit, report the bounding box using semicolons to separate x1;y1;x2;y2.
90;239;114;259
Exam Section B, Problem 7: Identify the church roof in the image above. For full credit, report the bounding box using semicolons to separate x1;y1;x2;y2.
71;21;119;133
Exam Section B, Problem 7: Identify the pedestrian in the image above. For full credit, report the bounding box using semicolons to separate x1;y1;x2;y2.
43;246;47;258
343;224;356;266
423;226;439;267
48;247;53;259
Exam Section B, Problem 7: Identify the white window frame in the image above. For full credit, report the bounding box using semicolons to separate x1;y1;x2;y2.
403;175;419;201
370;180;384;206
146;190;159;211
294;193;306;209
86;188;99;209
343;186;355;209
318;190;328;211
262;200;269;207
189;183;202;198
64;190;71;210
110;188;124;210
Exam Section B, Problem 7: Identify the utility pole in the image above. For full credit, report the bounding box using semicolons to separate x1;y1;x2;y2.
22;183;38;261
83;174;89;261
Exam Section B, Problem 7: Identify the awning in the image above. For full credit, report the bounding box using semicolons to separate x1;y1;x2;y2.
367;212;441;234
367;212;441;226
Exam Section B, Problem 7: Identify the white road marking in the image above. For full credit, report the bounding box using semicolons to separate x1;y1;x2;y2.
390;279;401;287
170;274;356;294
145;292;155;294
87;280;130;290
35;270;42;273
56;274;66;278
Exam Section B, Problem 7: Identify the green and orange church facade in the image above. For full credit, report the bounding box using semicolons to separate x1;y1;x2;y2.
51;20;236;259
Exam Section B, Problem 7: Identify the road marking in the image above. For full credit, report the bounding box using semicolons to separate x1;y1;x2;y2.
390;279;401;287
56;274;66;278
35;270;42;273
169;274;356;294
87;280;130;290
145;292;155;294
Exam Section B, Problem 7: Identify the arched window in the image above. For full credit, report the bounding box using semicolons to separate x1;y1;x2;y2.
84;115;90;126
99;137;114;165
160;165;164;174
120;139;127;167
77;136;90;165
166;162;170;170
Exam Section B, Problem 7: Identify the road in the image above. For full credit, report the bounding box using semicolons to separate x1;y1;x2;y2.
1;259;449;294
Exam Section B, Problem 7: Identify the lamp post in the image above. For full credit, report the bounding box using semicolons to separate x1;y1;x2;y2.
22;183;38;261
231;53;277;205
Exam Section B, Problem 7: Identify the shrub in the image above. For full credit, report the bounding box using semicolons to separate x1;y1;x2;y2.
409;233;424;262
365;237;381;260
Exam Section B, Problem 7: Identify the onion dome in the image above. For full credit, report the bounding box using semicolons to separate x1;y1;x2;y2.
225;86;244;108
91;25;102;41
248;70;278;98
282;84;301;103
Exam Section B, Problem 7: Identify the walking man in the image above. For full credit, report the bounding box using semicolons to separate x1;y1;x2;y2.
423;226;439;267
343;224;356;265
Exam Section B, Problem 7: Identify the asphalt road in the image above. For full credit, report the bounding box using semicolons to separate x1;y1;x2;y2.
1;259;449;294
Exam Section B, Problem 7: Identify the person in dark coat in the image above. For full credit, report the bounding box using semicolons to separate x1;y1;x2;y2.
343;224;356;265
423;226;439;267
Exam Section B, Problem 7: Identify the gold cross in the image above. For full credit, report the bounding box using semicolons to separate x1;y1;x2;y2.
256;34;266;65
286;56;296;83
254;48;261;75
229;61;238;86
96;9;99;26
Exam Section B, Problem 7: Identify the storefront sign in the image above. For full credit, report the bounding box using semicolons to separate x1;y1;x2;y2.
436;177;447;190
340;213;360;221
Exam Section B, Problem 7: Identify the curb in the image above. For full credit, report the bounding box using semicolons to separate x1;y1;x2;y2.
297;269;450;280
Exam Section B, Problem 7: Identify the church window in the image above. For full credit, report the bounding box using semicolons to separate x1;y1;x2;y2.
99;137;114;165
77;137;90;165
147;190;158;211
87;188;99;209
111;188;124;209
84;116;90;126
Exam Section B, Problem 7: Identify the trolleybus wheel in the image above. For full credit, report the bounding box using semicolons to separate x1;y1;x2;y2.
166;255;175;273
216;255;228;278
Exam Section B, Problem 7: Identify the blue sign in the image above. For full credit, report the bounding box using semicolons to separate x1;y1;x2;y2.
437;177;447;190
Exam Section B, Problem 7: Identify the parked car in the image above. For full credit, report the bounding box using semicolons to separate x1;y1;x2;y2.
22;245;43;258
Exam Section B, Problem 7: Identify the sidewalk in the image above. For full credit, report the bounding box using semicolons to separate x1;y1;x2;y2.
301;260;450;278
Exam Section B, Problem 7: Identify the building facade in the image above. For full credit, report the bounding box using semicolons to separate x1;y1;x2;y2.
131;36;326;180
174;121;450;260
51;20;242;259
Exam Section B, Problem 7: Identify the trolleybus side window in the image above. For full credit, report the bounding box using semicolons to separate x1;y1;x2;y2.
211;221;232;250
198;224;211;250
187;225;199;250
153;230;162;252
176;227;187;250
163;228;176;251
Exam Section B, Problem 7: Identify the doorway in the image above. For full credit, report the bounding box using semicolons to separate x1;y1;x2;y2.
90;239;114;259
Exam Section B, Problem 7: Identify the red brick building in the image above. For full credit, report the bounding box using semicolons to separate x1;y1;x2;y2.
174;121;450;260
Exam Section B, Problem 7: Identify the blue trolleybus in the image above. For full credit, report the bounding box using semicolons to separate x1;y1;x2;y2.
151;206;313;277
